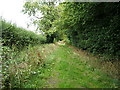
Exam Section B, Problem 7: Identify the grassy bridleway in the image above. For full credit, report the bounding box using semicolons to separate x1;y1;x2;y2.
23;42;119;88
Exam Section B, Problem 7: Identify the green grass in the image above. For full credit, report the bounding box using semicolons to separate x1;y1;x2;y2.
44;45;119;88
3;43;119;88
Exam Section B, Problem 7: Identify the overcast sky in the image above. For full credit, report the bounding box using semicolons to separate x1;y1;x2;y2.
0;0;37;32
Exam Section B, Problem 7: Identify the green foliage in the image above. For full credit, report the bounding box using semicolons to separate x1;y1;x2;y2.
1;19;46;49
23;1;63;43
22;1;120;59
58;2;120;59
2;41;119;88
2;43;57;88
2;1;120;88
2;45;45;88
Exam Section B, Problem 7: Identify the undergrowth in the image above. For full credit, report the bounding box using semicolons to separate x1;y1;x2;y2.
2;43;119;88
2;45;45;88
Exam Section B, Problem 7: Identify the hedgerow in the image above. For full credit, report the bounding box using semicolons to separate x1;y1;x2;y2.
1;19;46;49
60;3;120;59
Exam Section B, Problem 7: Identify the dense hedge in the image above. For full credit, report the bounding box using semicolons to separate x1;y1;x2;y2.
61;2;120;59
1;19;46;49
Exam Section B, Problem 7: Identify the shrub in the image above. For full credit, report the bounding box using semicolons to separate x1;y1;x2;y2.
1;19;46;49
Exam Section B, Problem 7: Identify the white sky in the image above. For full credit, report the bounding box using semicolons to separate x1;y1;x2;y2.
0;0;37;32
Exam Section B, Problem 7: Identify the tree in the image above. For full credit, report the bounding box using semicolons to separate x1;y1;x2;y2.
22;0;61;43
